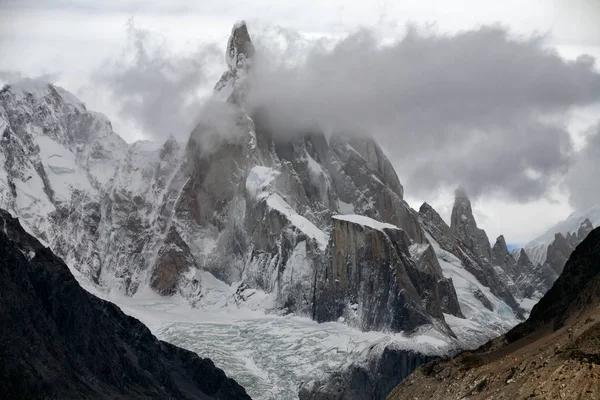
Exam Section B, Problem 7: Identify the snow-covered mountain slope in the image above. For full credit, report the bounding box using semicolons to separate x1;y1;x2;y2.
0;78;203;300
522;205;600;266
0;79;124;279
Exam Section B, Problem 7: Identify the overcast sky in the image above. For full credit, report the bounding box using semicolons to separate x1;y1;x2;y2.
1;0;599;246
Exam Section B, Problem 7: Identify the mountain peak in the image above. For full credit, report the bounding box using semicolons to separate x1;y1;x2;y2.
516;247;531;264
2;79;86;113
450;186;475;231
578;218;594;240
450;186;493;261
495;234;507;248
492;235;510;260
226;20;255;71
419;202;433;213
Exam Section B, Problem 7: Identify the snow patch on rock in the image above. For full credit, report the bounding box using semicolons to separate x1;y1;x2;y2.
333;214;400;232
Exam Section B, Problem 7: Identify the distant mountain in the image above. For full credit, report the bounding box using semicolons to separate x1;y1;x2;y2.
521;205;600;266
388;226;600;400
0;208;250;400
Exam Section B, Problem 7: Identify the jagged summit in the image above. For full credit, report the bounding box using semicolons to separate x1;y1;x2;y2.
388;227;600;400
515;247;530;264
578;217;593;240
493;235;508;253
450;186;475;229
226;21;255;71
450;186;493;262
215;21;256;101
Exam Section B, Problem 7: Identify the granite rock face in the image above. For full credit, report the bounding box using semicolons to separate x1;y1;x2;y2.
312;215;458;333
0;208;250;400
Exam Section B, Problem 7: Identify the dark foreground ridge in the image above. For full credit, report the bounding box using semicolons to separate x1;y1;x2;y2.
388;226;600;400
0;209;250;400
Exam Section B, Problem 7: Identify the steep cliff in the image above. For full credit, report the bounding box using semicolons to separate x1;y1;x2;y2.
312;214;459;333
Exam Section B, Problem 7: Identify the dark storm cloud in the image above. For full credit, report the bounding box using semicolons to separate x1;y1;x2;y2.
247;26;600;201
96;20;220;140
566;123;600;211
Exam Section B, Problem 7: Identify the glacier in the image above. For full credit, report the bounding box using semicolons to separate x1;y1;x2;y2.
79;270;485;400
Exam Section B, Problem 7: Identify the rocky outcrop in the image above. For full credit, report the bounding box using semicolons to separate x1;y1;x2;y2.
544;232;573;275
490;235;557;302
345;136;404;199
226;21;255;71
0;209;250;400
313;215;455;333
298;346;436;400
536;218;595;282
151;226;201;300
512;248;557;300
409;242;463;318
490;235;521;298
167;22;430;326
388;227;600;400
327;135;424;243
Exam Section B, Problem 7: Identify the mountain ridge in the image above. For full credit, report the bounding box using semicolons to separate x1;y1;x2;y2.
387;226;600;400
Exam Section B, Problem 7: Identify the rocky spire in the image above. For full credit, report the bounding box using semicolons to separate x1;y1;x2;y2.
545;233;573;275
578;218;594;241
492;235;515;267
450;187;492;261
226;21;255;71
215;21;255;101
450;187;474;233
493;235;509;258
516;248;532;267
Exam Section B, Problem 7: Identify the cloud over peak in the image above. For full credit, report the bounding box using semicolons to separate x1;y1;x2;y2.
246;25;600;204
